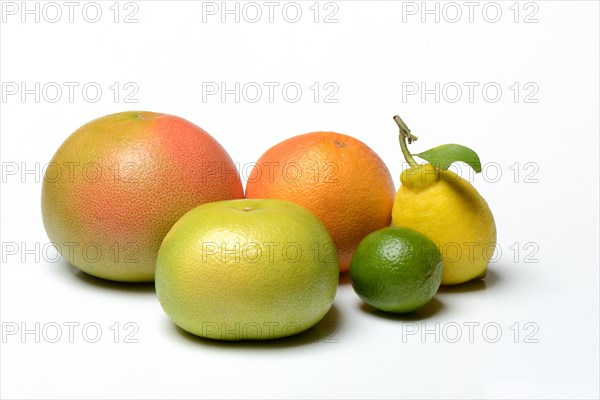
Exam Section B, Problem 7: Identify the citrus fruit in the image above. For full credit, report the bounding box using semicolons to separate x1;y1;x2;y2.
349;226;443;313
245;132;395;272
155;198;339;341
389;115;497;285
41;111;244;282
392;164;496;285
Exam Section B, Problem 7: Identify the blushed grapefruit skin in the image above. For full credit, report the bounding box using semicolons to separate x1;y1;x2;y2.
41;111;244;282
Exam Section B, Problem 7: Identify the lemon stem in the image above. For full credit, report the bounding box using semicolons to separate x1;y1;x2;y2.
393;115;419;168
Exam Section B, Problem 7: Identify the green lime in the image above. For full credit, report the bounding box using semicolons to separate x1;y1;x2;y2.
349;226;443;313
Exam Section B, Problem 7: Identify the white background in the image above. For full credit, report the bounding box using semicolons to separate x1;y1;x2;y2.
1;1;599;399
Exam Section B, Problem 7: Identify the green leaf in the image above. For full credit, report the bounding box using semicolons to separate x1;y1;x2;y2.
413;144;482;173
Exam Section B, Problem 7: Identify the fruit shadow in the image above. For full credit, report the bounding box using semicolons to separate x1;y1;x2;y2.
339;272;351;285
437;267;501;294
172;304;343;349
358;297;445;321
62;260;155;293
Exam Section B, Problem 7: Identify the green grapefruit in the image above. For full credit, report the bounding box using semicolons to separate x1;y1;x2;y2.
155;199;339;340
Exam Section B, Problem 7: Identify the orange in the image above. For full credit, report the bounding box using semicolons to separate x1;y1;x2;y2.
245;132;395;272
41;111;244;282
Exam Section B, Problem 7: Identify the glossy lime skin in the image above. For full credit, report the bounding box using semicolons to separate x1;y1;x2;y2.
349;226;443;313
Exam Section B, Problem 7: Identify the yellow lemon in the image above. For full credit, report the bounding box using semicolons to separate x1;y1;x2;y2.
392;164;496;285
